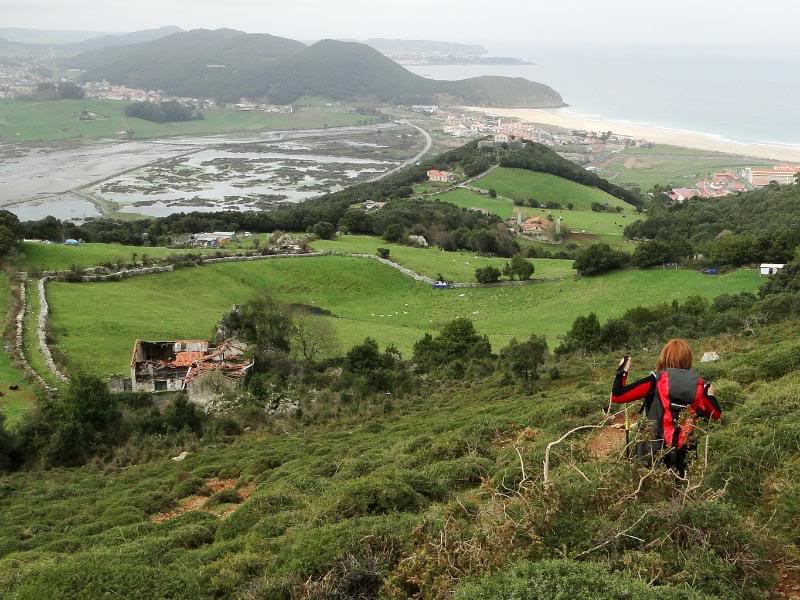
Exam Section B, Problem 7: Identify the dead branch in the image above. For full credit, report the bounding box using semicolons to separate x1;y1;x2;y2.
573;508;652;559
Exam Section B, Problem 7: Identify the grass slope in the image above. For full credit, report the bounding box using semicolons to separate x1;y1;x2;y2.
1;325;797;598
47;256;760;377
310;234;574;282
0;99;374;141
0;275;36;424
472;168;631;211
15;241;227;273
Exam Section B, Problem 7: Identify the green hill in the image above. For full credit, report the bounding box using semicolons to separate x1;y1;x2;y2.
67;29;565;106
473;168;632;211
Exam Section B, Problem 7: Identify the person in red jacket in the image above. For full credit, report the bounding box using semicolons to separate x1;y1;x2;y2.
611;339;721;477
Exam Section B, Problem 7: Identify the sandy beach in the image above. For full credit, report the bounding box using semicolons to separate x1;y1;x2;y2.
466;107;800;163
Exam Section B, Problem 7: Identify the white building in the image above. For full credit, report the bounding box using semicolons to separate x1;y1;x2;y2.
760;263;786;276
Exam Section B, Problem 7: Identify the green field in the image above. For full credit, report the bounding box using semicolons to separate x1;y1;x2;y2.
310;235;574;281
0;99;375;141
0;275;36;424
16;241;237;272
596;144;773;189
434;188;520;219
47;256;760;377
472;168;632;211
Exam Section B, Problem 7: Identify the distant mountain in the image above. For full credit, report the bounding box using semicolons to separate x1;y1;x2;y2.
67;29;564;107
61;26;184;53
0;27;114;45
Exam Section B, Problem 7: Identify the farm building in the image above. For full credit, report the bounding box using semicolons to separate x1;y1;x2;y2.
760;263;786;276
129;338;252;404
427;169;456;183
190;231;236;248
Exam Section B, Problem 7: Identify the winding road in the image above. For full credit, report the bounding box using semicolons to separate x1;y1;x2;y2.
369;121;432;182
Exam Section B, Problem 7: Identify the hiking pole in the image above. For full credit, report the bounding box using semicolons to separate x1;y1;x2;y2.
624;404;631;459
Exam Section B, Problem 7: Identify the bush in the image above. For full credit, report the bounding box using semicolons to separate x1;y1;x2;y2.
475;266;501;283
311;221;336;239
454;559;709;600
573;243;630;276
377;247;390;259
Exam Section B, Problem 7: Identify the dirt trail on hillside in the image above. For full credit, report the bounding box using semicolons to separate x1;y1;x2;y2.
153;478;255;523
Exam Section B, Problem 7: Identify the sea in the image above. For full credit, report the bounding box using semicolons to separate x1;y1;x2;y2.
406;43;800;149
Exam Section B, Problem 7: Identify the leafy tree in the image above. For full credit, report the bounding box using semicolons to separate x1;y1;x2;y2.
163;396;203;434
506;255;535;280
382;224;405;243
500;334;548;392
573;243;630;276
311;221;336;239
234;293;294;354
436;318;491;362
345;338;383;374
632;239;674;268
558;312;602;354
376;247;390;259
488;188;498;198
475;265;502;283
707;233;757;266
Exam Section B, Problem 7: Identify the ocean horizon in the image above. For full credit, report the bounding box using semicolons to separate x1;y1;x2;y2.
406;43;800;149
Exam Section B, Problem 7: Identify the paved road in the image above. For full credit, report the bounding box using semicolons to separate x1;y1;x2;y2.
369;121;432;182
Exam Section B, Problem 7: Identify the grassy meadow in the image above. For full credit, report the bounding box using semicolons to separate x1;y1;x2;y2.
596;144;773;189
310;234;574;281
471;168;631;211
0;275;36;424
0;99;375;142
47;256;761;377
15;242;233;273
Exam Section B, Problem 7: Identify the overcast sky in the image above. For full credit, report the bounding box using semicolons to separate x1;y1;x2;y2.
3;0;800;51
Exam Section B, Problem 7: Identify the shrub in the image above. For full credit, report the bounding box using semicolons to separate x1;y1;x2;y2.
311;221;336;239
377;247;390;259
328;475;424;519
475;266;501;283
573;243;630;276
454;559;709;600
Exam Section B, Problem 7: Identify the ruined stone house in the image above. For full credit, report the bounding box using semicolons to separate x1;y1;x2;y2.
129;338;252;405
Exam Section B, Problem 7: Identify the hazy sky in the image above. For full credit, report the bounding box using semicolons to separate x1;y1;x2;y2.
3;0;800;51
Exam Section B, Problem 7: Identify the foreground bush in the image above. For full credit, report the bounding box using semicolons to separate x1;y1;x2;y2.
454;560;710;600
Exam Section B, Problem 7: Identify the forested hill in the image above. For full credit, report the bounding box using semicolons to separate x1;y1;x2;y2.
66;29;565;107
625;182;800;265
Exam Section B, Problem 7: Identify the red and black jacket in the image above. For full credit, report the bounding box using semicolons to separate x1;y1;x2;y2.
612;369;721;449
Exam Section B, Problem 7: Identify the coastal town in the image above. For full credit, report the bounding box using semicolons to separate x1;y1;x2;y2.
412;104;800;200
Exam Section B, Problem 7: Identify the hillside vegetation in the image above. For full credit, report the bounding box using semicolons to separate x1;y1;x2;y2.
625;181;800;266
2;317;800;598
66;29;565;107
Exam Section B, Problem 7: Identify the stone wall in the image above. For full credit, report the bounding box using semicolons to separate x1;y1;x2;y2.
13;280;55;394
37;277;68;383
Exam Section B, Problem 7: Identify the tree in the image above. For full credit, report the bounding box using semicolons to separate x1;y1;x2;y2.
475;266;502;283
435;318;491;362
290;312;340;362
505;255;535;280
573;243;630;276
311;221;336;239
488;188;498;198
235;293;294;354
376;247;390;259
559;312;602;354
382;224;405;243
345;338;383;374
500;334;548;392
632;239;673;268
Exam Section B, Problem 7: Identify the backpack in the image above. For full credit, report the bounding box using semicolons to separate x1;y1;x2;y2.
636;368;702;467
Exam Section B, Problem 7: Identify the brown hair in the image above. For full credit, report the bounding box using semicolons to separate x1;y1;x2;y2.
656;339;693;371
